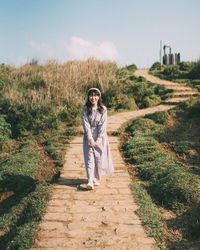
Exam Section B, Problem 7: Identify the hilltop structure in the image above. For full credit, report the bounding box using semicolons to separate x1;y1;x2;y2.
162;44;180;65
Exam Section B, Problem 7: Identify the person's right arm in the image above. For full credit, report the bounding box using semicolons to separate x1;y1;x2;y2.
82;106;95;146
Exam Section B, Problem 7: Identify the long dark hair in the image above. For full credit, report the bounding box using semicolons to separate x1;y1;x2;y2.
86;89;104;115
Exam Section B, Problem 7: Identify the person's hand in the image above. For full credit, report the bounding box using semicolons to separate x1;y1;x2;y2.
89;139;96;147
94;141;99;148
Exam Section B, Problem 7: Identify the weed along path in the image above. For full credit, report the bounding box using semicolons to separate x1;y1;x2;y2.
33;70;197;250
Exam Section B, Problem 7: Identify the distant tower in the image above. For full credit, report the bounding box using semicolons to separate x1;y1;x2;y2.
162;44;180;65
177;53;181;64
163;45;171;65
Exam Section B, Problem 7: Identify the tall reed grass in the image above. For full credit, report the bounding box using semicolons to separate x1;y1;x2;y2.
2;58;119;111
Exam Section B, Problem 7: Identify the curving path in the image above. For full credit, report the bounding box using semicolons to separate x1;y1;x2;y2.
32;70;198;250
134;69;199;104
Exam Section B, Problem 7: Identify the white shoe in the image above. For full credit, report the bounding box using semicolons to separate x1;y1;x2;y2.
86;180;94;190
93;179;100;186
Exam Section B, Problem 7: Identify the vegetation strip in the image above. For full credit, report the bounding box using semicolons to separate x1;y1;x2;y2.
0;138;50;249
131;183;167;250
122;97;200;249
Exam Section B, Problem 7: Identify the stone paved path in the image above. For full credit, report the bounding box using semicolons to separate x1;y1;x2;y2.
33;70;198;250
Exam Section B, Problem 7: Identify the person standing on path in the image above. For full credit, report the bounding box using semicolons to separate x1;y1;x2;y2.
82;88;114;190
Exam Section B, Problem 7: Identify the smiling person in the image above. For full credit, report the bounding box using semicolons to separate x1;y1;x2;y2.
82;87;114;190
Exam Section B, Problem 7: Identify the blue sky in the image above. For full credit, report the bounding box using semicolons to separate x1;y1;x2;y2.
0;0;200;68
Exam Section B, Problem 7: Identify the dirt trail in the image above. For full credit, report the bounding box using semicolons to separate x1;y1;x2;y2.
33;70;197;250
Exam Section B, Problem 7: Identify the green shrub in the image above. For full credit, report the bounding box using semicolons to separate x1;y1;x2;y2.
150;62;161;71
102;81;121;109
189;60;200;79
103;82;139;111
175;98;200;119
59;100;82;126
174;78;190;84
179;61;194;72
0;115;11;151
137;162;174;182
150;167;199;211
126;64;137;72
143;95;161;107
154;85;174;100
131;151;168;165
129;137;156;147
128;80;172;108
129;118;156;133
162;65;180;80
0;100;62;137
65;127;78;137
128;118;166;139
121;64;137;72
144;111;170;125
115;94;138;110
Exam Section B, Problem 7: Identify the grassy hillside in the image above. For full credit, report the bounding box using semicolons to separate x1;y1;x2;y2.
122;97;200;249
0;58;173;249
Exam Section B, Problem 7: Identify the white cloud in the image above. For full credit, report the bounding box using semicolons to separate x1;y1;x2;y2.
63;37;119;61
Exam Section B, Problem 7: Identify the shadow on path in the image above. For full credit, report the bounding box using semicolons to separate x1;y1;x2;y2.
56;177;89;191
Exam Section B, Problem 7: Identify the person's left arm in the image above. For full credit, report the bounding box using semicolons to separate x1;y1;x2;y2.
95;107;107;146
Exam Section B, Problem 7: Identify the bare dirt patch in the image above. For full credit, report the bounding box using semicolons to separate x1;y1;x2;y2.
34;142;59;182
161;115;200;172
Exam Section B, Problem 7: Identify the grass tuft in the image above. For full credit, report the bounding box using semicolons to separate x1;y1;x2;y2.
131;183;167;250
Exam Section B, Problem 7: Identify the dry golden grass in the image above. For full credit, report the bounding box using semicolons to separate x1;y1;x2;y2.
2;58;119;110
